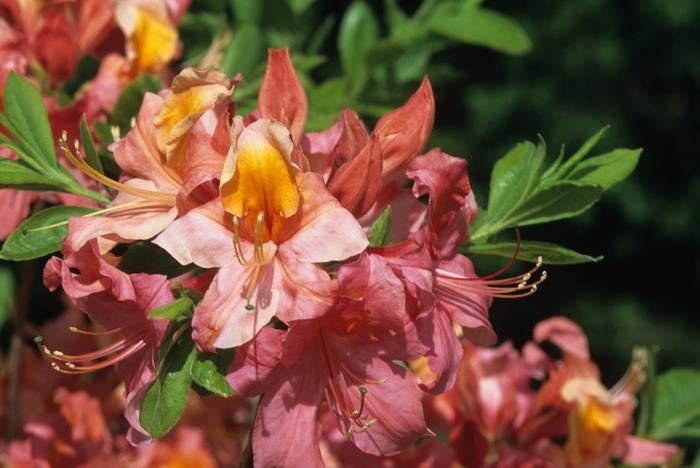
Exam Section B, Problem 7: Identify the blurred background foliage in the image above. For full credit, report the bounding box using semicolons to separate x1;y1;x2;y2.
180;0;698;381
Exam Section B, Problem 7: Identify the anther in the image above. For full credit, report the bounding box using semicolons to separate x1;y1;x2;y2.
244;304;254;311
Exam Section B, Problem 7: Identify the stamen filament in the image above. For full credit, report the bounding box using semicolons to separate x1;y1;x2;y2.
59;132;176;205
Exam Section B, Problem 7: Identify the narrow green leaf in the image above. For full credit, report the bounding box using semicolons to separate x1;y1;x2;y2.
0;206;95;261
509;181;603;226
223;25;265;79
486;140;545;225
465;241;602;265
0;267;15;329
338;2;380;88
111;75;162;133
140;334;197;438
550;126;609;180
79;115;103;175
541;144;565;180
3;73;57;168
427;5;531;56
566;148;642;191
148;297;194;321
368;207;392;247
650;368;700;441
0;159;64;191
190;349;235;397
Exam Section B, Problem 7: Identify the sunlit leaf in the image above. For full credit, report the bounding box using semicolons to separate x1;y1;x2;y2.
0;206;95;261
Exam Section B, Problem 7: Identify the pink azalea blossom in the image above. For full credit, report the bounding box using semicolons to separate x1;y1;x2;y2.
42;241;174;444
227;254;428;467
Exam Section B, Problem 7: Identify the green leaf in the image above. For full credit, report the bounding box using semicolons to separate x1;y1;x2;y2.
3;73;57;169
566;148;642;191
485;140;545;226
229;0;264;23
338;2;380;90
368;207;392;247
650;368;700;441
190;349;235;397
465;241;602;265
548;126;609;181
287;0;316;15
140;334;197;438
148;297;195;321
0;206;95;261
223;25;265;79
0;267;15;329
79;115;103;175
111;75;162;133
509;181;603;226
427;5;531;56
0;159;64;191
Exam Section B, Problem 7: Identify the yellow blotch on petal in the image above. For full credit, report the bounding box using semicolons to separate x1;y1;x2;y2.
116;2;178;74
220;118;300;230
562;378;618;461
154;68;233;171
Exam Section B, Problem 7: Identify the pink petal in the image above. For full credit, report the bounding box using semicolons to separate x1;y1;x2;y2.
192;261;279;350
0;189;36;239
258;48;308;143
154;201;235;268
622;436;679;465
227;327;286;396
533;316;590;361
327;135;382;217
372;77;434;178
277;173;368;263
111;93;182;192
65;181;177;252
407;148;475;257
435;255;495;345
252;360;325;468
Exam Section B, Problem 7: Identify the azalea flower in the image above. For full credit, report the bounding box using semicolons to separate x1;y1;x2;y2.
61;67;234;253
227;254;427;466
42;241;174;444
518;317;679;467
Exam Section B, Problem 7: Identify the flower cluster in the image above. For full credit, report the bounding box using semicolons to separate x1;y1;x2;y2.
35;46;553;464
322;317;679;467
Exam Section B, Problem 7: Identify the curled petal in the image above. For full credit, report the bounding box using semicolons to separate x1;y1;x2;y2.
259;48;308;143
373;77;434;178
155;68;234;171
327;135;382;218
534;316;590;361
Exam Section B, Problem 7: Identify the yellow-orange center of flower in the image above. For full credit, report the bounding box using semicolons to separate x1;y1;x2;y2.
220;120;300;243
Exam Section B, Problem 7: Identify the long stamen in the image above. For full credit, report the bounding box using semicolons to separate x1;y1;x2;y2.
59;132;176;205
254;212;264;263
68;326;123;336
435;256;547;299
232;215;251;266
611;347;648;396
37;328;148;375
